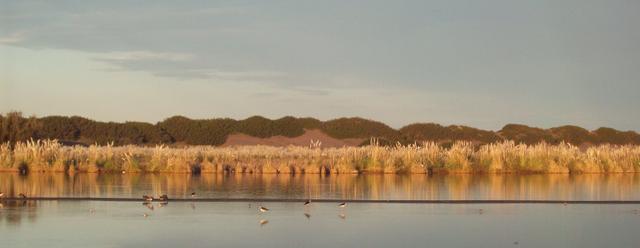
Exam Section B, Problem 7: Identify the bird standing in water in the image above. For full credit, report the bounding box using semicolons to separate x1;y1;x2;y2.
259;206;269;212
158;194;169;201
191;192;196;198
18;193;26;199
143;195;153;201
304;200;311;206
338;202;346;208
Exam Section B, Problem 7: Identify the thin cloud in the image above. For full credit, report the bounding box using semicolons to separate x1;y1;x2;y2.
94;51;194;62
0;32;26;45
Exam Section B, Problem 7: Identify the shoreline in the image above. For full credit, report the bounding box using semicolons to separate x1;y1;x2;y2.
1;169;640;175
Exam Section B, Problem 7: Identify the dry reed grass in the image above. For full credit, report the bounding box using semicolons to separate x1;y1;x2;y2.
1;139;639;174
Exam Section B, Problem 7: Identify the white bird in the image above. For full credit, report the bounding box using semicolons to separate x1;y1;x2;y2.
338;202;347;208
259;206;269;212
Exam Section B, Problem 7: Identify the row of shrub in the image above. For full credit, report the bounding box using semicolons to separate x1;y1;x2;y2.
1;112;639;146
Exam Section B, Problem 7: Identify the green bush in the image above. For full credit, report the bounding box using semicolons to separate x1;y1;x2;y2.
1;112;639;147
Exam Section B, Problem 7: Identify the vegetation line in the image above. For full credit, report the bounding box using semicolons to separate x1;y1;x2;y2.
1;139;640;174
2;197;640;204
2;111;639;147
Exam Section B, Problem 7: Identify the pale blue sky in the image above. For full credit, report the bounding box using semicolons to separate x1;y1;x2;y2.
1;0;639;130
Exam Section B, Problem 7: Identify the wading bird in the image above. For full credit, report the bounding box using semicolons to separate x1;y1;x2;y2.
304;200;311;206
338;202;346;208
143;195;154;201
191;192;196;197
18;193;26;199
158;194;169;201
259;206;269;212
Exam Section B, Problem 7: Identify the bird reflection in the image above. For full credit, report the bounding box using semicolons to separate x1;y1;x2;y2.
259;219;269;226
304;213;311;219
191;203;196;211
143;202;155;211
338;213;346;220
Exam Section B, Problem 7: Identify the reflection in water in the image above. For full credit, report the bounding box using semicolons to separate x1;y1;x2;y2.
1;173;640;200
0;200;38;226
143;202;155;211
259;219;269;227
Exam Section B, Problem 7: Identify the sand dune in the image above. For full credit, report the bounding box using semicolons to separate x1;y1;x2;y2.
222;129;364;147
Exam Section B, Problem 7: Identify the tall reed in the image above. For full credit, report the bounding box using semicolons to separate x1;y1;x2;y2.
1;139;639;174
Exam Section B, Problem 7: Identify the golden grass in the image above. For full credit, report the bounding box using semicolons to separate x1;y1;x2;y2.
1;139;639;174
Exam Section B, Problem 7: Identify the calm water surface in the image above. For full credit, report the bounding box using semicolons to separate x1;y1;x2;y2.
2;173;640;200
1;173;639;248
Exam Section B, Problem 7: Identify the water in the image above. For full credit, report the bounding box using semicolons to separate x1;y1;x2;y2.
1;173;640;200
1;173;640;247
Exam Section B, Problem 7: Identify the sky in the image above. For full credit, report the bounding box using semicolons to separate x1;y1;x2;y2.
1;0;639;131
